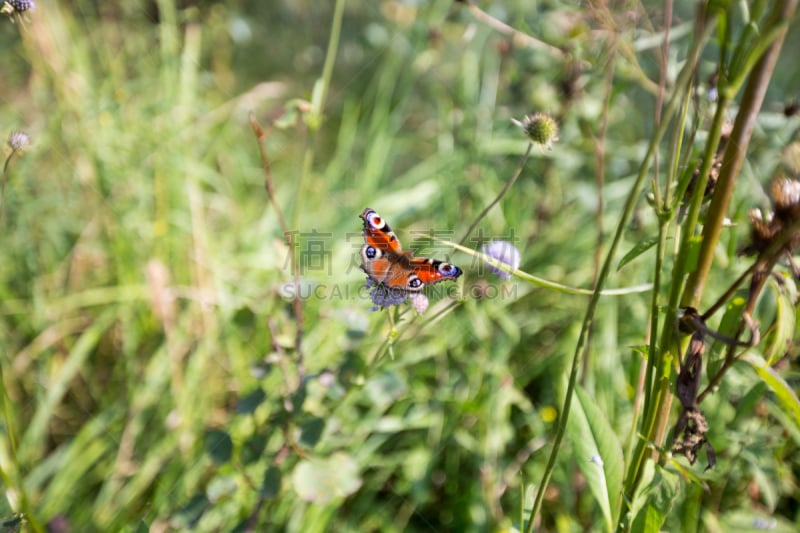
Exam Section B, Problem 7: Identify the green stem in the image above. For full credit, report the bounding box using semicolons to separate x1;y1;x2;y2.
622;40;725;533
1;358;50;533
527;14;713;530
621;3;796;527
0;150;17;226
640;62;693;431
682;0;797;308
628;100;729;484
292;0;346;229
459;142;533;246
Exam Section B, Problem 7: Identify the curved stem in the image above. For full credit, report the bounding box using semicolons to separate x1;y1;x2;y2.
459;143;532;246
0;149;18;226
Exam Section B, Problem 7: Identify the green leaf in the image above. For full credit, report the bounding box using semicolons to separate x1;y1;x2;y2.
743;353;800;432
292;452;362;504
307;78;325;129
629;463;679;533
718;509;798;532
665;456;706;487
207;475;238;503
172;494;209;530
236;387;267;414
261;466;282;499
521;484;536;531
679;483;703;533
274;98;311;129
565;386;625;531
241;434;268;465
732;382;768;425
204;429;233;465
762;275;796;365
707;296;746;371
364;371;407;408
0;514;23;533
299;417;326;448
618;236;660;271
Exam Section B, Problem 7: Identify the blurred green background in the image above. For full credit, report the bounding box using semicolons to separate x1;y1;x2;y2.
1;1;798;531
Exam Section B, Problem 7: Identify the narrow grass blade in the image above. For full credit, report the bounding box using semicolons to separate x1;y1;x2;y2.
19;311;117;462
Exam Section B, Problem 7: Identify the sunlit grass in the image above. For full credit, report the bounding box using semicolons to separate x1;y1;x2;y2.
0;1;799;531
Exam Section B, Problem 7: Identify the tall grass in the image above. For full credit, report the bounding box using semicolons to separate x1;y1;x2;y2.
1;1;799;531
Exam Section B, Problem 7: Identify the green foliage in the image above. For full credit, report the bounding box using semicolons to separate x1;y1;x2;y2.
565;386;624;531
1;1;799;532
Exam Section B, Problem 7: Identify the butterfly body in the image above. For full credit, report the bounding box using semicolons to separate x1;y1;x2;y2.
359;208;462;292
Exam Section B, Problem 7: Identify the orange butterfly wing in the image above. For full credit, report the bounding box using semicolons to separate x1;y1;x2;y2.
360;208;402;253
359;245;392;281
408;257;462;285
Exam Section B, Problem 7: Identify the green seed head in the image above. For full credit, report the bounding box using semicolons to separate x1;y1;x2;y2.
513;113;559;148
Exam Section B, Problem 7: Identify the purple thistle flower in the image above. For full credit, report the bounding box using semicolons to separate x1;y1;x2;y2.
363;278;430;313
365;278;409;311
482;240;520;279
7;131;31;151
4;1;35;14
408;292;429;314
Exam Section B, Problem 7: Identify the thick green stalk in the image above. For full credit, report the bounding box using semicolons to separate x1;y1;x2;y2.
639;75;693;437
682;0;797;308
621;2;797;527
645;93;730;430
621;39;730;533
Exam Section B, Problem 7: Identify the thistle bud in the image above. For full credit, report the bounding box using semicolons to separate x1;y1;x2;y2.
512;113;559;149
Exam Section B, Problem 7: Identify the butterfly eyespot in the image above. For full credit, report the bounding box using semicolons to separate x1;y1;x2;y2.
367;212;384;228
408;277;423;289
365;246;378;259
438;263;462;278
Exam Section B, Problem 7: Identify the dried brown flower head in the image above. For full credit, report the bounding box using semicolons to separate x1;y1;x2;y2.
772;176;800;223
743;177;800;256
